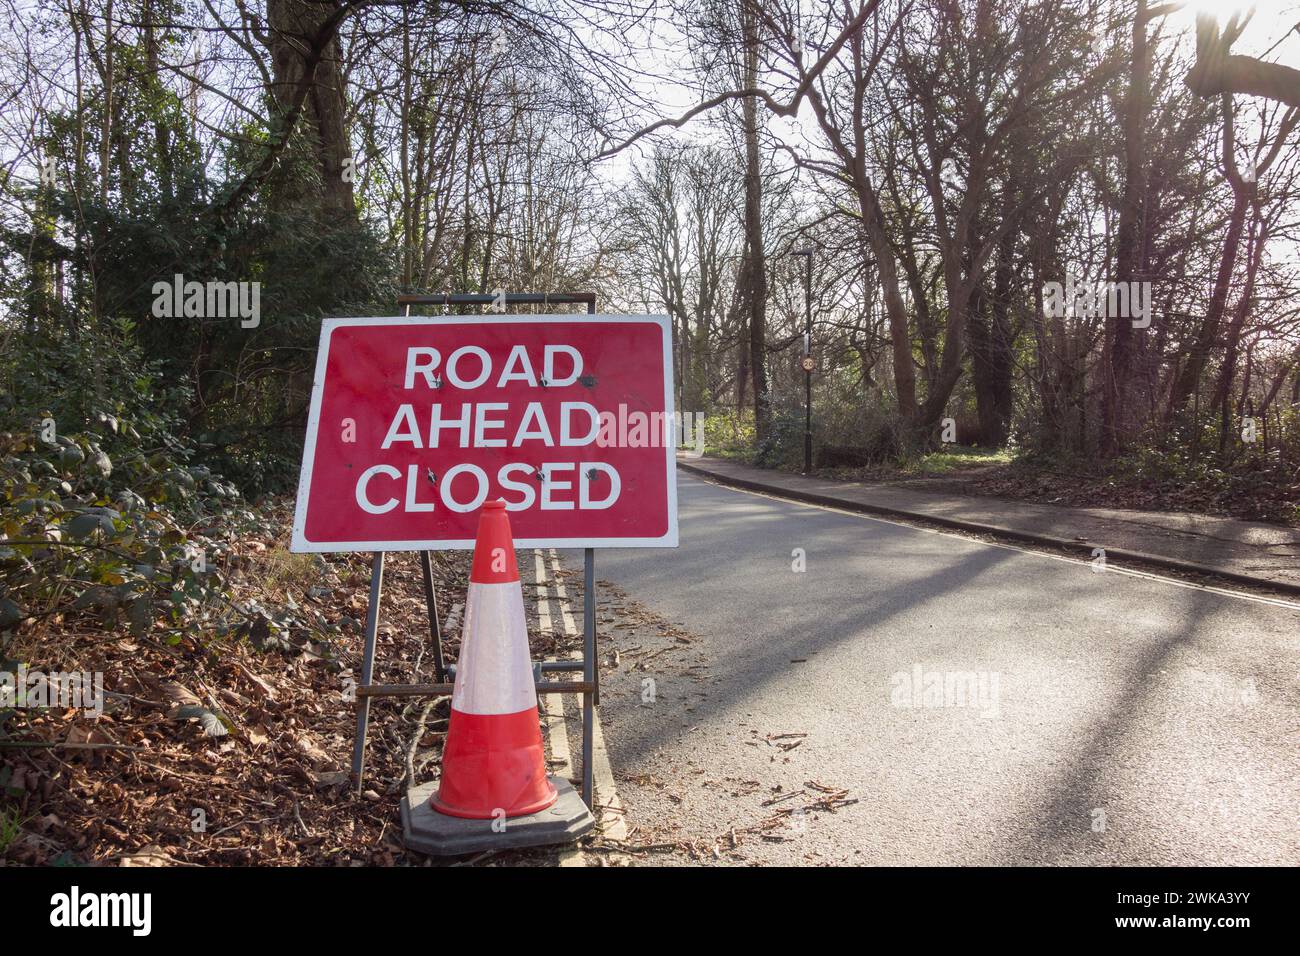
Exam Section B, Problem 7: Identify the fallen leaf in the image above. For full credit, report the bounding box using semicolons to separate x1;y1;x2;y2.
171;704;229;738
236;665;276;701
295;736;332;767
119;845;183;867
310;770;348;788
159;682;201;713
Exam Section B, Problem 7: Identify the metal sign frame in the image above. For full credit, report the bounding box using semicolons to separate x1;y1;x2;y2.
350;292;603;812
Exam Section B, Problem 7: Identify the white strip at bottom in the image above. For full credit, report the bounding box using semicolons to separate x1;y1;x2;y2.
548;549;629;844
533;550;582;867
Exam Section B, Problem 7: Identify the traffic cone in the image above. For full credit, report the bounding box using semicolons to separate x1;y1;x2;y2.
430;500;557;819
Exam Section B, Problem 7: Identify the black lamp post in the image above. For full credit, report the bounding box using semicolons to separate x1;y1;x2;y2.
791;247;813;473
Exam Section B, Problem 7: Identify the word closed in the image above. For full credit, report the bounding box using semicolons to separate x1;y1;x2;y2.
291;315;677;550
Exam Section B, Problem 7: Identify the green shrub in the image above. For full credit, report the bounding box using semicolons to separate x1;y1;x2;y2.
0;323;244;641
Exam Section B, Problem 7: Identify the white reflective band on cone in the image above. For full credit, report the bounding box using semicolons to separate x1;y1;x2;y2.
451;581;538;715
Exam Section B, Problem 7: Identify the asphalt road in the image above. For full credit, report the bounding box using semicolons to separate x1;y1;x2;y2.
571;471;1300;865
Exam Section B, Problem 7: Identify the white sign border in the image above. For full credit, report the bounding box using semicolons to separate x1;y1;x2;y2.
290;314;678;553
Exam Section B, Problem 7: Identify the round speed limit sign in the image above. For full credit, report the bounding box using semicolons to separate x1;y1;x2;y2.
800;355;815;372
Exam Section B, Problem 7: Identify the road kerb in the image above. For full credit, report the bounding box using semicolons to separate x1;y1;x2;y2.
549;549;631;847
678;459;1300;598
532;550;583;867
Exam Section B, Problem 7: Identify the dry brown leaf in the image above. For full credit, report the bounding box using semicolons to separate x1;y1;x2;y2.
66;725;112;746
158;681;201;715
218;688;249;708
310;770;348;788
295;735;333;768
236;665;277;701
119;844;187;867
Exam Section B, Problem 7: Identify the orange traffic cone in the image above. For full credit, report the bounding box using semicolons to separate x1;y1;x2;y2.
430;500;557;819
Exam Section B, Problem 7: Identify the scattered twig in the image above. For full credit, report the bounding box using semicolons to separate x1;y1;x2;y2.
210;816;274;838
0;740;147;751
404;697;440;789
452;849;498;867
761;788;808;807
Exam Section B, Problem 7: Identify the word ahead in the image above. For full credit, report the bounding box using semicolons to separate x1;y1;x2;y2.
291;315;677;550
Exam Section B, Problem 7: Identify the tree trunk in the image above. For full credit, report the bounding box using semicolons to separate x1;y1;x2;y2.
739;0;769;445
968;234;1016;446
266;0;357;223
143;0;174;204
861;188;918;423
1213;210;1263;450
1102;0;1150;455
1166;189;1249;419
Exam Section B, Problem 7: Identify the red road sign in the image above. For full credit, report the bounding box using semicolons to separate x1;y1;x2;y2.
291;315;678;552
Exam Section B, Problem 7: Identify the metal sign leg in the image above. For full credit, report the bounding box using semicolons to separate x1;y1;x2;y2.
352;551;386;792
582;548;596;809
419;550;446;682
